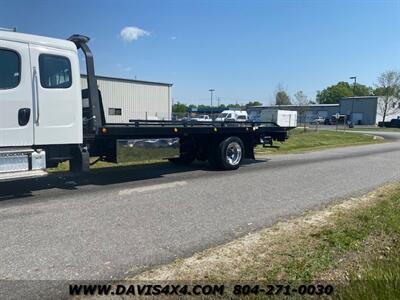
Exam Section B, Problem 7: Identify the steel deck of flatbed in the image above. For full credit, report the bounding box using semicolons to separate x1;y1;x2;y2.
95;120;292;139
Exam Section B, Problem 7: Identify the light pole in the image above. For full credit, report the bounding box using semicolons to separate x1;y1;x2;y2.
209;89;215;118
350;76;357;122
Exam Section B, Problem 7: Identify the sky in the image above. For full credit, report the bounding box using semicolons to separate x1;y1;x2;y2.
1;0;399;105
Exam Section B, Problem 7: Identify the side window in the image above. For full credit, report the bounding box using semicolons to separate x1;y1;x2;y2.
39;54;72;88
0;49;20;89
109;108;122;116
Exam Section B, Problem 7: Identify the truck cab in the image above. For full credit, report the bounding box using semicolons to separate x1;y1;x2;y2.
0;30;83;180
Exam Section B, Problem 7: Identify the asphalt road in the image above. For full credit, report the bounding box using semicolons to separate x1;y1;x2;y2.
0;131;399;296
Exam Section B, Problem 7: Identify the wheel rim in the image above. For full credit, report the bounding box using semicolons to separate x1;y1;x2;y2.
226;142;242;165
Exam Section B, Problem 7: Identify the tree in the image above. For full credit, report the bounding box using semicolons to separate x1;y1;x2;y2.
172;102;188;113
353;83;373;96
226;103;242;109
245;101;263;108
316;81;371;104
275;85;291;105
188;104;197;111
293;90;311;131
374;71;400;123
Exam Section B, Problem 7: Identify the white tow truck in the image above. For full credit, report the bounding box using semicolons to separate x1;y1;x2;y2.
0;30;294;182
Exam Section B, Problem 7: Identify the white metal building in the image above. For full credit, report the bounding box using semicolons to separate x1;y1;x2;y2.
81;75;172;123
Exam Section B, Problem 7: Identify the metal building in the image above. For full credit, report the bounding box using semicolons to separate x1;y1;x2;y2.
247;96;388;125
339;97;378;125
81;75;172;123
248;104;340;124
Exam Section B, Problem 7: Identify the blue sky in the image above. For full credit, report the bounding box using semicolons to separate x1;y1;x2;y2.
1;0;399;105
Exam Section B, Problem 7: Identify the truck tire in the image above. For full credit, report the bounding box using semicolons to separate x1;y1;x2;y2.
208;136;244;170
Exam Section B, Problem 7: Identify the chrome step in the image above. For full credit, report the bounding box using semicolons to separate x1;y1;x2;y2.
0;148;46;174
0;148;35;155
0;170;48;182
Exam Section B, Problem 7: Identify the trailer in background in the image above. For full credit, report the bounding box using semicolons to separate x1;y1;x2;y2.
249;109;297;128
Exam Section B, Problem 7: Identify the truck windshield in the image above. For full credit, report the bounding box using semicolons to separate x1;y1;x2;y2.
218;113;228;118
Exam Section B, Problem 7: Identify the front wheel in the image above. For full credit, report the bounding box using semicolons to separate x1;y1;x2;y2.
208;136;244;170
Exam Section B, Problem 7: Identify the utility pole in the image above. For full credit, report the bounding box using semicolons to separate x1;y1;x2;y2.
209;89;215;107
209;89;215;118
350;76;357;123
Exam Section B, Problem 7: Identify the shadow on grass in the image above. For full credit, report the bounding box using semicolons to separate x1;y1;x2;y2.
0;159;266;202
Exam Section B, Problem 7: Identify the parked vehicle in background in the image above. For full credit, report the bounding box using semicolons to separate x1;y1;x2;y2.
329;114;347;125
324;117;332;125
215;110;248;122
378;117;400;128
189;115;212;122
311;116;325;124
235;115;248;122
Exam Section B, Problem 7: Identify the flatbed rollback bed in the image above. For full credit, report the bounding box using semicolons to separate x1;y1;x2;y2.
89;118;290;171
73;32;292;171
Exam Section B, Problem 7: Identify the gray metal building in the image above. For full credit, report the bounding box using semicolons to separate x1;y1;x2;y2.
248;96;382;125
248;104;339;123
339;97;378;125
81;75;172;123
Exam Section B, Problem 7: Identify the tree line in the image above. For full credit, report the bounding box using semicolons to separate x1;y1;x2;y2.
173;101;263;114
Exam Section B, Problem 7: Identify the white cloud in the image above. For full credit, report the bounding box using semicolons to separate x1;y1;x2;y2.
170;36;177;41
120;26;150;42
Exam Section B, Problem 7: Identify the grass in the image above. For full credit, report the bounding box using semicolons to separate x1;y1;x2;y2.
338;253;400;300
131;183;400;299
256;128;384;155
335;190;400;300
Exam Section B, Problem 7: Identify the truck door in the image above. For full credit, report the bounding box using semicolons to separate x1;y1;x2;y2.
0;40;33;147
29;45;82;145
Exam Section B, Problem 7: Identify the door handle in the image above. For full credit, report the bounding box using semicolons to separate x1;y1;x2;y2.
18;108;31;126
33;67;40;125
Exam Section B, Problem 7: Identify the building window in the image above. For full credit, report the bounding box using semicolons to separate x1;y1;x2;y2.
109;108;122;115
0;49;20;89
39;54;72;88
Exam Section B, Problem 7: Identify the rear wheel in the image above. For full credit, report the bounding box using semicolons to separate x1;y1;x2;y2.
208;136;244;170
